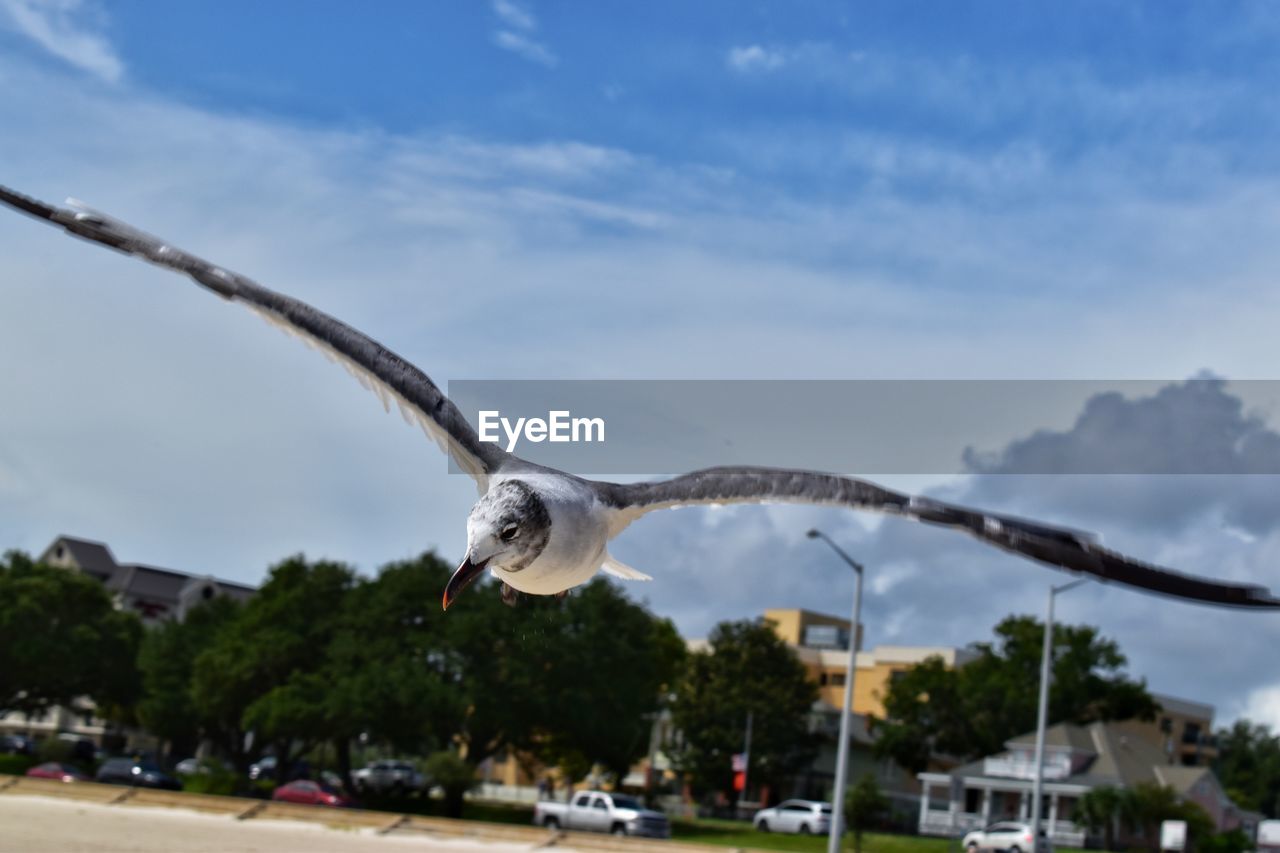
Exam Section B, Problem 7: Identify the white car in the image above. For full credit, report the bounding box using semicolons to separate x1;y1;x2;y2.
753;799;834;835
962;821;1052;853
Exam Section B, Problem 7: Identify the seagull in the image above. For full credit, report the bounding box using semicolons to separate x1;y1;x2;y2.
3;185;1278;612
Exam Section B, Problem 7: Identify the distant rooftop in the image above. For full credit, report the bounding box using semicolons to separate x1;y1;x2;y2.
39;534;256;623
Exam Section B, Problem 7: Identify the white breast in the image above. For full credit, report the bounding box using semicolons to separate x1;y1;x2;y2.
490;472;611;596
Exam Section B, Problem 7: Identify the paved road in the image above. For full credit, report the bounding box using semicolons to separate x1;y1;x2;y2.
0;794;549;853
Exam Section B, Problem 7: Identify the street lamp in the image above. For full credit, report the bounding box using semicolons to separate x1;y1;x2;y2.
807;528;865;853
1029;578;1089;849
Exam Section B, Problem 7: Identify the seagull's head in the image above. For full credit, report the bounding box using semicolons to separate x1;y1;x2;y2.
443;479;551;610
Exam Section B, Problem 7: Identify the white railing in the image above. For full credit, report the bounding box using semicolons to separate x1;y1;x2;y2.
471;783;541;803
920;811;1086;847
983;754;1071;780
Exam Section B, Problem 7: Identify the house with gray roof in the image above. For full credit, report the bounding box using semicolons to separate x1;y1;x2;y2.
1;536;258;748
40;535;255;624
918;720;1257;847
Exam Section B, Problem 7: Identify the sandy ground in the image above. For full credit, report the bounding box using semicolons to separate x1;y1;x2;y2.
0;794;559;853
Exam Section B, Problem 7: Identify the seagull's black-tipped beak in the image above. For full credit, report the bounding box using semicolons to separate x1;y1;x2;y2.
443;556;489;611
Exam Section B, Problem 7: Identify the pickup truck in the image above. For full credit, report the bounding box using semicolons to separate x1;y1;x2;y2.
534;791;671;838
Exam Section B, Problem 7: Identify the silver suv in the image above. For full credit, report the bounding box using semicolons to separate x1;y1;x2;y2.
962;821;1053;853
752;799;834;835
352;759;424;794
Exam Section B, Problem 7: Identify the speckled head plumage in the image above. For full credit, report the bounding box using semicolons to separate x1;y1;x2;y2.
442;480;551;609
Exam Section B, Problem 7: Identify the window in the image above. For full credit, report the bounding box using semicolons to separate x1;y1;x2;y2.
573;794;590;807
830;673;846;686
592;798;608;810
1160;717;1173;733
803;624;849;648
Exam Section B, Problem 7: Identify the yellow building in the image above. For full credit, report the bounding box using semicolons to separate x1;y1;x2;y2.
763;608;976;719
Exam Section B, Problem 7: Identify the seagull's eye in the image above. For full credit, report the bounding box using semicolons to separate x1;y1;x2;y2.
500;524;520;542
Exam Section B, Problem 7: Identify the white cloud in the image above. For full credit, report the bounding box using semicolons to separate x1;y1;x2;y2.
727;44;786;73
0;0;122;82
1238;684;1280;730
492;29;557;67
6;43;1280;725
492;0;535;32
490;0;557;66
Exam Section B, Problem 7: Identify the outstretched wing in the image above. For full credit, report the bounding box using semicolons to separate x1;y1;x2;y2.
594;465;1280;609
0;185;507;487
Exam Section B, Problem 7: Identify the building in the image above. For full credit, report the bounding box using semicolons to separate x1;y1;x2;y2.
1113;694;1217;767
764;608;978;718
39;535;255;625
917;720;1254;847
0;535;256;748
753;608;978;821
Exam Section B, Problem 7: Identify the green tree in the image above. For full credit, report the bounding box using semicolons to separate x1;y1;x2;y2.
425;750;477;818
1214;719;1280;818
323;553;470;787
844;772;888;853
1119;782;1214;852
874;615;1157;772
671;618;819;802
535;579;686;782
0;550;141;716
137;595;241;760
1078;785;1124;851
192;555;356;777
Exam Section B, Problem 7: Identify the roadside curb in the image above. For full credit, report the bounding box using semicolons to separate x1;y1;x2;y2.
0;775;765;852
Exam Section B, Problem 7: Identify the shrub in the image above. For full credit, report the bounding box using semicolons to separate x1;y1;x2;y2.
0;754;35;776
425;751;476;819
180;759;240;797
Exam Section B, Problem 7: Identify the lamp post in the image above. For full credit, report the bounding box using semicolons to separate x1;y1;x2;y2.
807;528;864;853
1029;578;1089;849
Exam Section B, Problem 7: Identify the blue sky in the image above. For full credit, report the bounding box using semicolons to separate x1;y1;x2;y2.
4;1;1280;728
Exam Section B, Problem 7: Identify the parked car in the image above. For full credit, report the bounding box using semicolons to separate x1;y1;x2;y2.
753;799;835;835
249;755;313;782
26;762;89;782
962;821;1052;853
272;779;353;807
352;759;424;794
248;755;277;781
55;734;98;764
534;791;670;838
94;758;182;790
0;734;34;755
175;758;202;776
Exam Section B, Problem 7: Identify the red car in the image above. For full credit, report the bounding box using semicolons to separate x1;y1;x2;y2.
26;762;89;782
271;779;352;807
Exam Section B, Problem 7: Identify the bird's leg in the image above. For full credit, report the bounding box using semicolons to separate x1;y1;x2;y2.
500;581;520;607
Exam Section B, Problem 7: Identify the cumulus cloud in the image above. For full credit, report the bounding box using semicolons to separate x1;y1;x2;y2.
727;44;786;73
0;0;122;82
616;380;1280;729
490;0;556;66
1239;684;1280;731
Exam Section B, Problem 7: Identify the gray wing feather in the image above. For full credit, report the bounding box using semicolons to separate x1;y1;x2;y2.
0;185;508;485
596;465;1280;609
